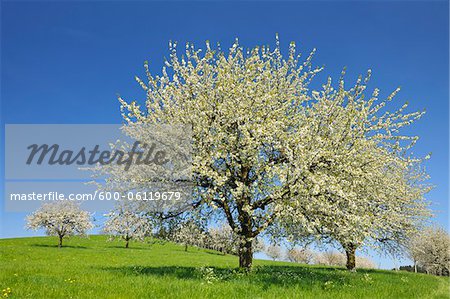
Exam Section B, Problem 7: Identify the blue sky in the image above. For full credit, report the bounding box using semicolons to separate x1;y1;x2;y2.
1;1;448;269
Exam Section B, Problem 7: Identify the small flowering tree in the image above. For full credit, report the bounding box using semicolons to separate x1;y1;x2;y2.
408;226;450;276
172;220;206;251
316;251;346;267
356;256;376;269
103;204;153;248
26;201;93;248
266;245;282;261
286;248;314;264
207;224;239;254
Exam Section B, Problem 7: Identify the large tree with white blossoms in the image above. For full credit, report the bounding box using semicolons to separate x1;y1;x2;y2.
274;71;431;270
117;38;323;269
26;201;93;248
103;203;153;248
113;37;430;270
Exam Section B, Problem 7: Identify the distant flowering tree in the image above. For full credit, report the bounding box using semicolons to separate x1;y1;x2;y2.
356;256;376;269
266;245;282;261
206;224;239;254
252;237;266;254
315;251;346;267
286;248;314;264
286;247;375;268
275;71;431;271
103;204;153;248
408;226;450;276
172;220;206;251
26;201;93;248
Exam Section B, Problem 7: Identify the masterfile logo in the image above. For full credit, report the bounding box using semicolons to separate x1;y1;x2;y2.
4;124;193;212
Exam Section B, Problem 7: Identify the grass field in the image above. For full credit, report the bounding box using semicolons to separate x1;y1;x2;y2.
0;235;448;299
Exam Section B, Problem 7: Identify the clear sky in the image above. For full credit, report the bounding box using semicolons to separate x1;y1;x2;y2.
1;1;448;269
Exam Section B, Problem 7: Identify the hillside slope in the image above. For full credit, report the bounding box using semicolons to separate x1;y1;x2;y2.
0;235;448;298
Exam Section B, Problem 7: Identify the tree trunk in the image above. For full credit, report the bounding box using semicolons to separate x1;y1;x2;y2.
414;261;417;273
125;240;129;248
345;243;357;271
238;239;253;270
58;235;63;248
184;244;188;251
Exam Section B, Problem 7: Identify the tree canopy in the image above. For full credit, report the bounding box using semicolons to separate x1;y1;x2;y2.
115;38;431;270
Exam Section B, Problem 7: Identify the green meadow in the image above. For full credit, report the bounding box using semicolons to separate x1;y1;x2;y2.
0;235;448;299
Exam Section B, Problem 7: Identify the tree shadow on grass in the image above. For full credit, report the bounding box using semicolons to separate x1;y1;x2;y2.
100;264;365;289
106;245;153;250
204;251;228;256
30;244;88;249
102;265;198;280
